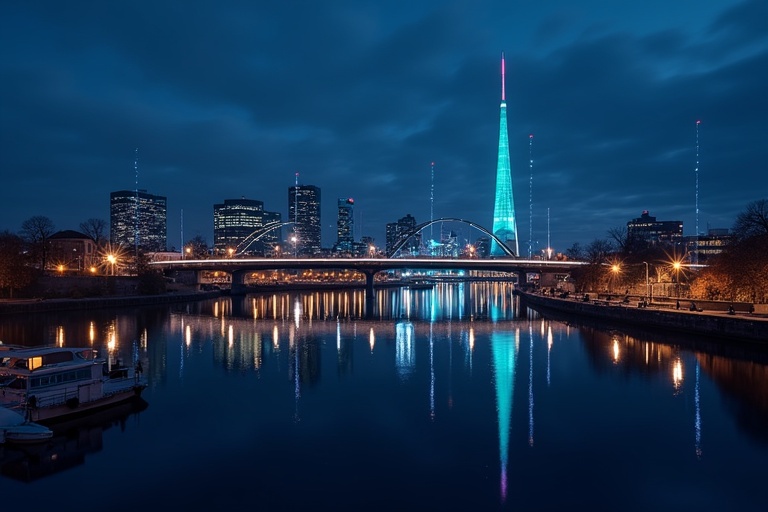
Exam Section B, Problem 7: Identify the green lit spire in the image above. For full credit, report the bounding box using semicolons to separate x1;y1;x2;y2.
490;52;519;257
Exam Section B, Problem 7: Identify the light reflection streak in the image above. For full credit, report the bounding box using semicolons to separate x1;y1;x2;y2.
673;358;684;393
369;327;375;352
185;325;191;347
89;322;95;344
547;325;553;386
528;327;534;447
694;358;702;458
395;321;415;379
492;331;518;503
57;325;65;347
429;322;435;421
612;337;620;363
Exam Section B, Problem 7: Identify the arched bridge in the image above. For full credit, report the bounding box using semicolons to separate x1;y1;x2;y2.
150;257;586;299
388;217;517;258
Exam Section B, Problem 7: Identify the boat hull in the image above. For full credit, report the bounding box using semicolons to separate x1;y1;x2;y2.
20;384;146;424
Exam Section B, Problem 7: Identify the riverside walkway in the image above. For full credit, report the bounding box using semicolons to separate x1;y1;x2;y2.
516;289;768;344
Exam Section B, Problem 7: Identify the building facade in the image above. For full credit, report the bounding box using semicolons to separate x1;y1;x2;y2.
334;198;355;253
47;230;98;272
213;198;264;256
288;184;321;255
627;210;683;244
386;214;420;256
110;190;167;252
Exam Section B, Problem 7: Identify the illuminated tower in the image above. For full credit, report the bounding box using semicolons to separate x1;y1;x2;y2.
490;52;519;257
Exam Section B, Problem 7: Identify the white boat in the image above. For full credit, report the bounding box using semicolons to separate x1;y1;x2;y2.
0;346;147;424
0;407;53;444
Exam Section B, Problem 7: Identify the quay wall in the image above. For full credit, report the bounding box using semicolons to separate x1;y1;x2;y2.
517;291;768;344
0;291;222;315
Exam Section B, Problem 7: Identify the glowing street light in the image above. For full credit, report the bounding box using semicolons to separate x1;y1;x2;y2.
642;261;650;302
185;247;191;259
106;254;117;276
673;261;682;297
227;247;235;258
291;235;297;258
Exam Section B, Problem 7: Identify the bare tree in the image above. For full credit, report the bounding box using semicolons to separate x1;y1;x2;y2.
0;230;35;297
19;215;56;270
732;199;768;241
607;226;628;252
79;218;107;246
185;235;210;259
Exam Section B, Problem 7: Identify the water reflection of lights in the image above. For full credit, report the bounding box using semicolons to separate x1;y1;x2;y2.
694;359;702;458
272;325;279;350
369;327;375;352
528;328;534;447
547;325;553;386
492;331;518;504
57;325;65;347
89;322;96;344
185;324;192;347
228;325;234;347
396;322;415;379
612;338;620;363
672;358;684;393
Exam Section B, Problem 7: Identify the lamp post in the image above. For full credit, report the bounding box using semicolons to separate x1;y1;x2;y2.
107;254;116;276
673;261;681;297
611;264;620;294
642;261;649;302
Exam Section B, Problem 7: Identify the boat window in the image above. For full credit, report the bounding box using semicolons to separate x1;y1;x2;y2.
41;351;73;366
8;376;26;389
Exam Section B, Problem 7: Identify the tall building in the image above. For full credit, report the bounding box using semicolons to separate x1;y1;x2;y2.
627;210;683;244
110;189;167;252
490;52;519;257
288;184;321;255
262;210;283;255
213;198;264;255
335;198;355;253
386;214;420;256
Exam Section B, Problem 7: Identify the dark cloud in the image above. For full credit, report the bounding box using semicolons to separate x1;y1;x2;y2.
1;0;765;254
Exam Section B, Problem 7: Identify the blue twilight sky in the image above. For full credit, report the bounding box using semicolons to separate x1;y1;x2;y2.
1;0;766;254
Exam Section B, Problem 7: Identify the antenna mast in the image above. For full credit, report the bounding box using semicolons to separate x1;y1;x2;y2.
430;161;435;247
134;148;139;260
695;120;701;264
528;134;533;259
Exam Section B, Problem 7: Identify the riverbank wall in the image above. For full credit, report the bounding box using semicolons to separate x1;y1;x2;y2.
0;291;222;315
516;290;768;344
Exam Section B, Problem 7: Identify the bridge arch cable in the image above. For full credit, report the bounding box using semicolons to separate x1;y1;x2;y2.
386;217;517;258
235;221;295;256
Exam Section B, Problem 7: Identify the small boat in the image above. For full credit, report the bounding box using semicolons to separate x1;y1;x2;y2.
0;407;53;444
0;345;147;424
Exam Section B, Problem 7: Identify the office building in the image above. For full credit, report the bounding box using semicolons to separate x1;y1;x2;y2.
386;214;420;256
335;198;355;253
213;198;265;255
110;190;167;252
288;184;321;255
627;210;683;244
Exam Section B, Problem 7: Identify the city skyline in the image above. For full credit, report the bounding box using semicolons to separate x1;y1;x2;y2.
1;1;766;253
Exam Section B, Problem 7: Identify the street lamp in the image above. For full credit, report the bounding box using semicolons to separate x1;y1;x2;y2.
611;264;620;294
641;261;649;303
107;254;116;276
291;235;297;258
185;247;191;259
673;261;682;297
227;247;234;258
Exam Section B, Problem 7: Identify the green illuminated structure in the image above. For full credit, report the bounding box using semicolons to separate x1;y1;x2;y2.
490;52;519;257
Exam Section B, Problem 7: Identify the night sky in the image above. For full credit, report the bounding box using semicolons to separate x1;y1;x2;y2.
1;1;766;254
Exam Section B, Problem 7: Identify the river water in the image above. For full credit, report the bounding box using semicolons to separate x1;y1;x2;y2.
1;282;766;511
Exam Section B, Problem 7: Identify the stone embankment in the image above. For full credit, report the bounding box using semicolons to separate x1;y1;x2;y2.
516;290;768;344
0;290;222;315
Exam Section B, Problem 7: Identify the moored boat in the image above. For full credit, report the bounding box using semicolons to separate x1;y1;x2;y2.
0;345;147;424
0;407;53;444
